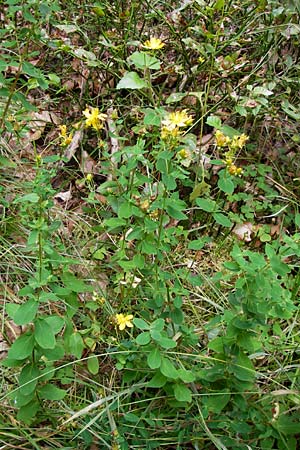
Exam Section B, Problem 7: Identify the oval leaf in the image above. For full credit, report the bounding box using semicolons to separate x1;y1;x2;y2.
116;72;147;90
34;319;56;349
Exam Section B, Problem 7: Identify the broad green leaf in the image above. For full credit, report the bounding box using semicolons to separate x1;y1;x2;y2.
133;318;150;330
189;181;211;200
14;391;35;407
147;347;161;369
213;212;232;228
270;256;290;276
61;272;93;292
34;318;56;349
232;351;255;382
5;303;20;319
160;357;178;380
118;201;133;218
104;217;126;229
177;368;196;383
19;364;40;396
68;332;84;359
44;315;65;334
206;115;222;129
42;344;65;361
143;108;161;126
218;175;235;195
205;391;231;413
116;72;147;90
166;92;187;104
38;384;66;400
165;205;188;220
87;354;99;375
155;336;177;349
188;238;208;250
136;332;151;345
14;299;38;325
173;383;192;402
14;193;39;203
17;400;40;423
7;333;34;360
128;51;160;70
148;372;167;388
195;197;216;212
151;318;165;331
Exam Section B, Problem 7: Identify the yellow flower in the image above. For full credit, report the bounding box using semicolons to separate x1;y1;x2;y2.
59;125;73;146
178;148;190;159
230;133;249;150
86;173;93;182
83;106;107;131
115;313;134;331
227;163;243;177
143;37;165;50
162;109;193;130
215;130;230;148
161;126;182;140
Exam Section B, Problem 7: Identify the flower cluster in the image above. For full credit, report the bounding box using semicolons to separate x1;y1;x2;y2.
143;37;165;50
215;130;248;177
83;106;107;131
161;109;193;140
115;313;134;331
58;124;73;146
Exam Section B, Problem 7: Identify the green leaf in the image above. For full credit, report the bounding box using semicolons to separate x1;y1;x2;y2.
232;351;255;382
133;318;150;330
151;319;165;331
118;201;133;218
206;115;222;129
173;383;192;402
166;92;187;104
195;198;216;212
148;372;167;388
147;347;161;369
143;108;161;126
116;72;147;90
188;238;208;250
38;384;66;400
160;357;178;380
34;318;56;349
44;315;65;334
19;364;40;396
155;336;177;349
17;400;39;423
177;368;196;383
205;391;231;413
7;333;34;360
270;256;290;276
104;217;126;229
165;205;188;220
42;344;65;361
87;354;99;375
61;272;93;292
189;181;211;200
218;175;235;195
14;193;39;203
136;332;151;345
14;299;38;325
68;332;84;359
128;51;160;70
213;212;232;227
